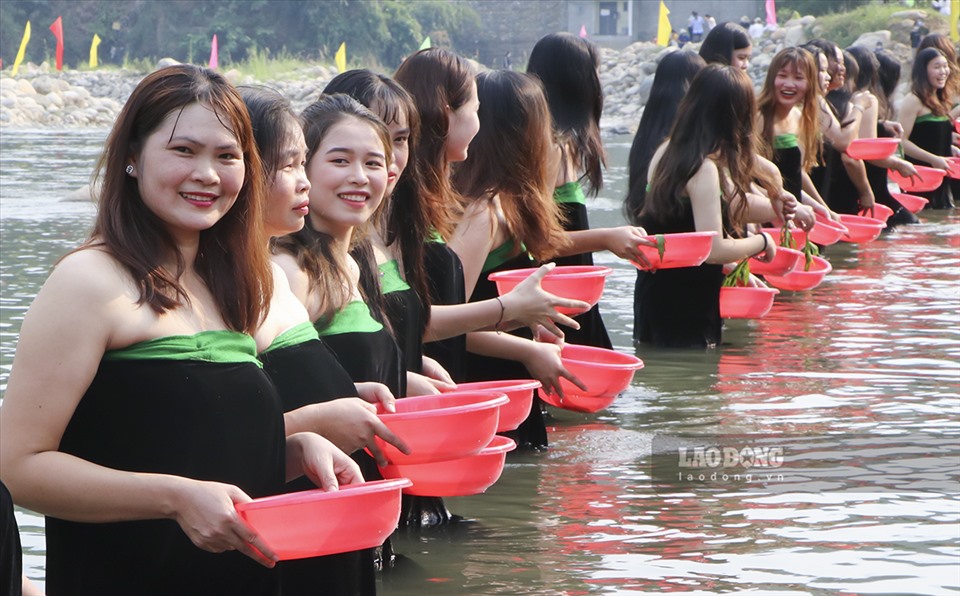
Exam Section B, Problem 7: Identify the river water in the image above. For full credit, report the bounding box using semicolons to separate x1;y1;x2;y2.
1;129;958;594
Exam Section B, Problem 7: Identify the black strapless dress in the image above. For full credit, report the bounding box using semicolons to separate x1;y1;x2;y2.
260;323;376;596
46;332;284;596
552;181;613;350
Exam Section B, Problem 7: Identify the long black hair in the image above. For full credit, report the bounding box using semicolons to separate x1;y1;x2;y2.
644;65;771;233
323;69;432;329
527;32;605;194
624;50;705;224
699;22;751;66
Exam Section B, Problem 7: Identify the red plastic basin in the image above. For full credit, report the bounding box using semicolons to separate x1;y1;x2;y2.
375;391;508;465
633;231;717;270
379;436;516;497
761;227;808;250
838;214;885;243
719;286;779;319
750;246;802;276
858;203;894;223
890;192;929;213
955;119;960;134
889;166;946;192
764;255;833;291
946;157;960;179
808;216;848;246
236;478;411;561
444;379;540;432
488;265;611;315
544;344;644;413
845;137;899;160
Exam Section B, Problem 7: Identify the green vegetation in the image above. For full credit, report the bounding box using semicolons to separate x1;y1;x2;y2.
0;0;480;71
814;2;948;47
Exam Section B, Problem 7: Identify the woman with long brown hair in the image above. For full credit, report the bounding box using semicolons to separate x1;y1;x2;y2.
636;65;777;348
396;49;586;450
899;47;954;209
0;65;360;595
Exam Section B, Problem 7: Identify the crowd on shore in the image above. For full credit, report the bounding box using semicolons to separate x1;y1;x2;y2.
1;13;959;596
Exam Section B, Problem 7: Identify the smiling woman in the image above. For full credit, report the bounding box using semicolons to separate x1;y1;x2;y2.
0;65;361;596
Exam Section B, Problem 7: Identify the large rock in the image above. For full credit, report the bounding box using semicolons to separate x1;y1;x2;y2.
851;30;892;50
155;57;180;69
890;10;929;20
783;25;806;47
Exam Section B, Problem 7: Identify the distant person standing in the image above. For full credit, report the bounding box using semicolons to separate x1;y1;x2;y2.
688;11;706;42
910;20;929;53
739;15;752;30
502;51;513;70
704;14;717;34
749;18;765;40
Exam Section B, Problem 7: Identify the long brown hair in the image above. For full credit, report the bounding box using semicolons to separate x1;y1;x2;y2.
393;48;475;241
917;33;960;104
912;47;952;117
645;65;775;232
452;70;568;261
757;47;822;173
322;69;432;328
276;94;393;325
84;64;270;334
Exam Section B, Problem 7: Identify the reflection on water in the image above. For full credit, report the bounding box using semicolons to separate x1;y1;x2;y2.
1;131;958;594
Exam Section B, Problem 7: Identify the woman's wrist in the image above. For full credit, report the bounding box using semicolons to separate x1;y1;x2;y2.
756;232;769;256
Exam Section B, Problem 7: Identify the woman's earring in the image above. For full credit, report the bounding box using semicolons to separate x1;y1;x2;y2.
125;165;135;176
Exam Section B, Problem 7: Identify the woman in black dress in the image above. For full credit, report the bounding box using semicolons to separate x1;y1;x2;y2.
243;86;410;594
898;47;954;210
0;65;360;596
636;66;778;348
527;32;654;350
396;50;587;450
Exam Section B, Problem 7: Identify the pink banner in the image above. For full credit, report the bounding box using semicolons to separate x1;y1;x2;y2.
49;16;63;71
766;0;777;27
209;34;218;70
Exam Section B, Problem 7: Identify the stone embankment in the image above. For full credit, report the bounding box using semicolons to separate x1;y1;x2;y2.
0;10;939;135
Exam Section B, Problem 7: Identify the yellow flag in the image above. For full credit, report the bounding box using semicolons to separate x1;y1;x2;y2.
951;0;959;43
656;1;671;47
12;21;31;76
335;42;346;73
89;33;102;68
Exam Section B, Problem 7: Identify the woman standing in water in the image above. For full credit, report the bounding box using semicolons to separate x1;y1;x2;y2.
527;32;653;350
394;49;585;452
242;86;410;594
0;65;360;596
625;50;706;222
636;66;777;348
899;47;955;209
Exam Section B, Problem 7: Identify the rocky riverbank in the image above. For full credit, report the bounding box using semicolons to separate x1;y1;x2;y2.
0;10;942;135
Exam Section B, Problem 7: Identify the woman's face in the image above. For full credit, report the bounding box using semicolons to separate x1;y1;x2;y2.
444;80;480;163
305;117;388;237
817;53;831;92
130;102;244;242
732;45;753;71
264;125;311;238
774;61;808;108
383;107;410;197
928;55;951;89
829;47;845;90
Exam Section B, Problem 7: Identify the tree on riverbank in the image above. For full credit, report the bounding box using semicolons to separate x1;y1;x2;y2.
0;0;481;70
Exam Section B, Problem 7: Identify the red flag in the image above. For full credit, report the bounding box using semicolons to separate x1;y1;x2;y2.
49;16;63;71
209;34;218;70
